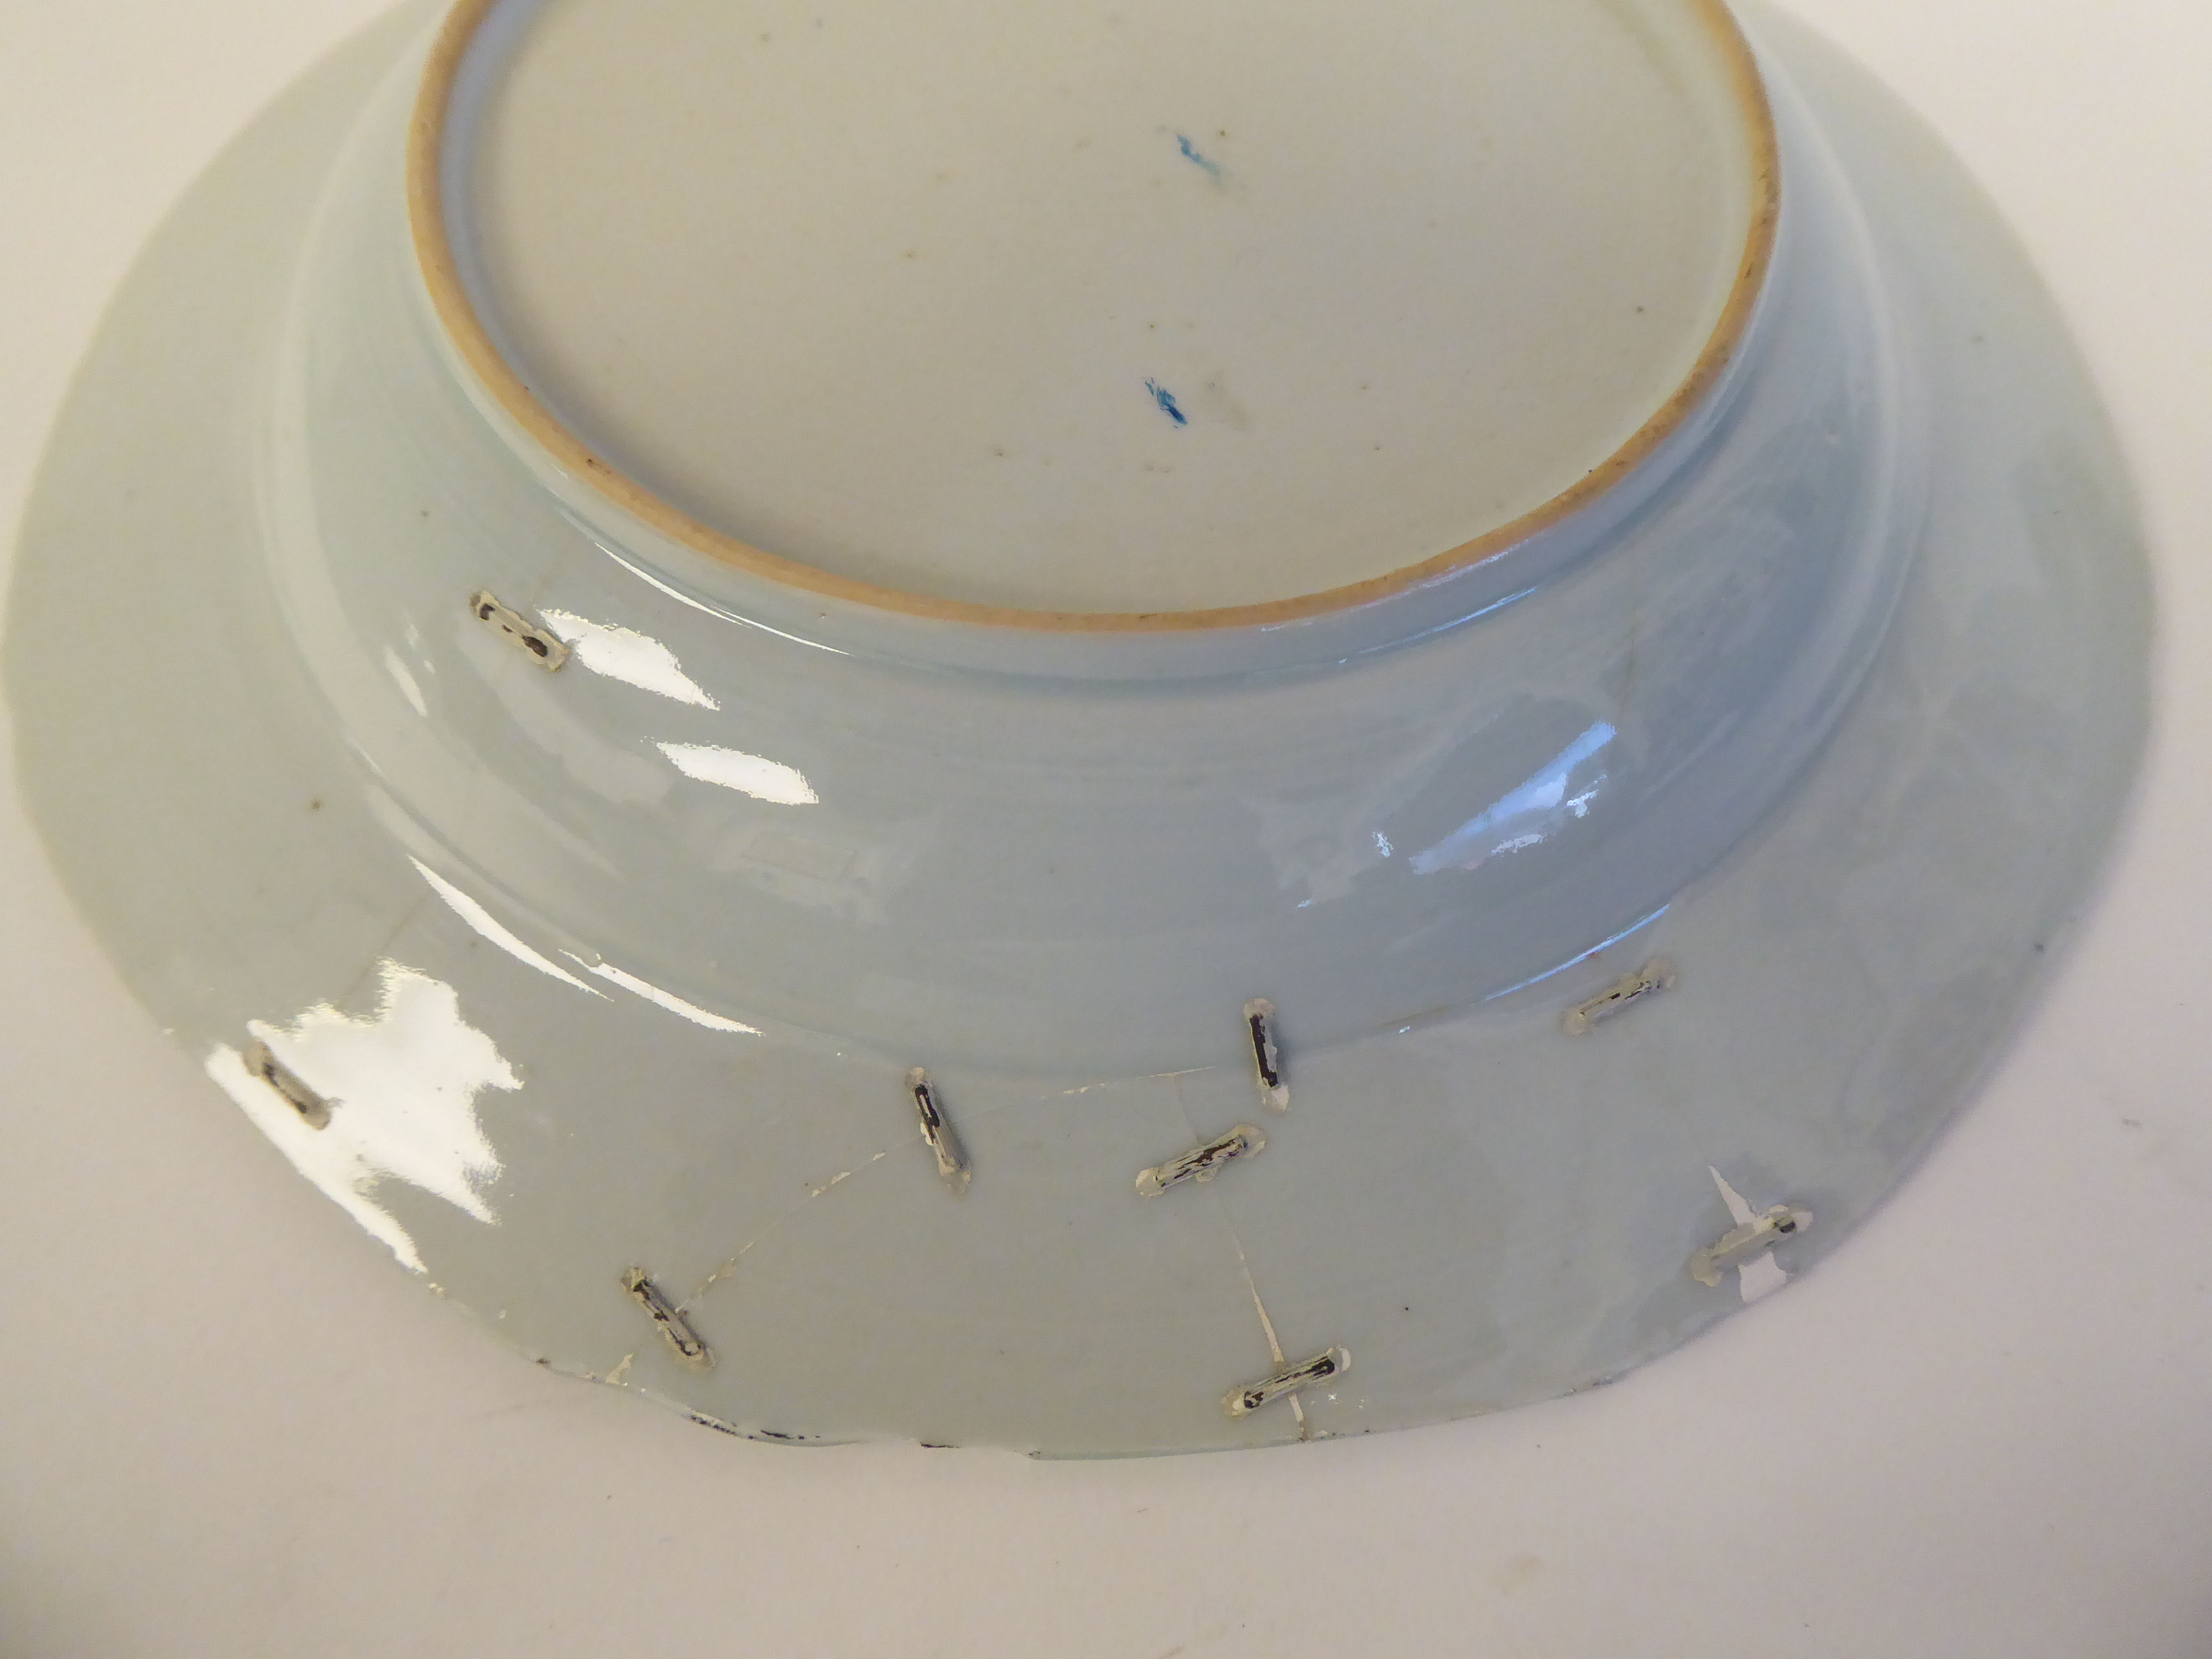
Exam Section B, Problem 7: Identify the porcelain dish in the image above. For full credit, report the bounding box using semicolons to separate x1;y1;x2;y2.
4;0;2150;1454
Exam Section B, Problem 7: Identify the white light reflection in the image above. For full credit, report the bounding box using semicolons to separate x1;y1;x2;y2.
567;954;763;1035
658;742;820;805
540;609;718;708
206;963;519;1272
591;539;853;657
383;647;429;717
410;858;604;997
1409;722;1615;875
1482;905;1670;1003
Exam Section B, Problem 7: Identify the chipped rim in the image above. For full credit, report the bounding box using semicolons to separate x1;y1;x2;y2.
406;0;1782;635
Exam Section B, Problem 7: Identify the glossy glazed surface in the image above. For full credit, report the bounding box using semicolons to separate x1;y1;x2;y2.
276;8;1887;1078
448;0;1765;613
3;0;2149;1453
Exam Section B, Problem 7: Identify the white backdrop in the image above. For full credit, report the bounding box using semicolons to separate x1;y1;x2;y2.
3;2;2210;1655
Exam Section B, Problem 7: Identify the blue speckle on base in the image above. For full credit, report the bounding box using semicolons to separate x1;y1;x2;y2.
1176;134;1227;181
1145;379;1189;427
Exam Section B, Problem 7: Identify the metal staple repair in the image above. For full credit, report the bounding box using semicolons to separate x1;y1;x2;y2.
243;1039;331;1130
907;1069;971;1190
1136;1125;1267;1197
1689;1205;1812;1287
1245;999;1290;1111
1561;958;1678;1035
622;1268;713;1368
470;590;571;670
1225;1347;1352;1418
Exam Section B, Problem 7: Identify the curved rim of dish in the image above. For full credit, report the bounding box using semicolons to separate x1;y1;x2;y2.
407;0;1782;636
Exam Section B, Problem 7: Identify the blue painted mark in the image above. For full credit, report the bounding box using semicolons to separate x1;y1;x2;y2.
1145;379;1189;427
1176;134;1226;181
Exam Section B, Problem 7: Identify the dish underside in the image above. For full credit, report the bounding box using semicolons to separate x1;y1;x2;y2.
422;0;1776;621
3;1;2149;1453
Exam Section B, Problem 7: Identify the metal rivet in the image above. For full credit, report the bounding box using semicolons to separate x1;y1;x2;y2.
471;590;571;670
622;1268;712;1368
243;1039;331;1130
907;1069;971;1191
1689;1205;1812;1287
1137;1125;1267;1197
1245;999;1290;1111
1225;1347;1351;1417
1562;958;1678;1035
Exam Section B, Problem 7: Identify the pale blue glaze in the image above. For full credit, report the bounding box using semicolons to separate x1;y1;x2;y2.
4;1;2150;1453
259;26;1916;1077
